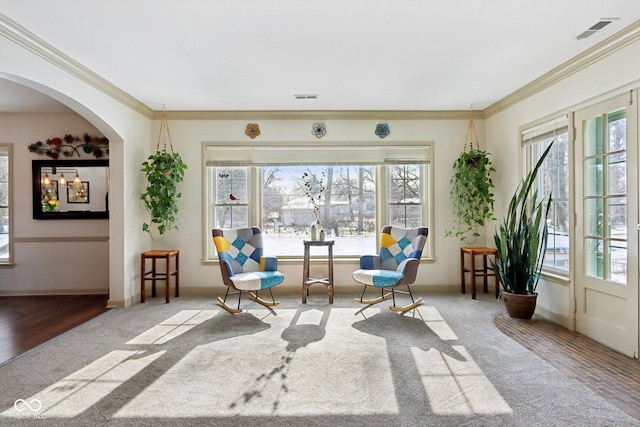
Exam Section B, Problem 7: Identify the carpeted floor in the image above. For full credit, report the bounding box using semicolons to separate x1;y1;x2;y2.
0;292;638;426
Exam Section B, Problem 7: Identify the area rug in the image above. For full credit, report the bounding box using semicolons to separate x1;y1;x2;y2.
0;292;637;426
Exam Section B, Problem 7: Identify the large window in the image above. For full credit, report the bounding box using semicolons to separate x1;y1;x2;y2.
0;144;11;264
205;143;431;258
522;117;570;274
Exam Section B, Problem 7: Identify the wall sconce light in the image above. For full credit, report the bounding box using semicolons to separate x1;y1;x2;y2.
43;173;51;185
58;173;67;186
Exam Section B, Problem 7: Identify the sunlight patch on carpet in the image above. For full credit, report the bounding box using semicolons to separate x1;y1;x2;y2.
414;345;512;415
126;310;218;345
114;308;398;418
1;350;165;418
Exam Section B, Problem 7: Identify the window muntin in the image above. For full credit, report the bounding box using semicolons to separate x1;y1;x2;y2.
204;143;431;259
522;118;570;274
388;164;423;229
0;144;10;263
582;109;627;283
213;167;249;229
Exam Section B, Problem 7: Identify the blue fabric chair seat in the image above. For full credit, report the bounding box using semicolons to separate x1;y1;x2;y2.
230;270;284;291
352;269;404;288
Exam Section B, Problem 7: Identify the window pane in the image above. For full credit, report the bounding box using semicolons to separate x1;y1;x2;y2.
0;152;8;262
585;237;603;279
609;240;627;283
584;116;603;157
215;206;248;229
607;112;626;153
607;153;626;195
262;165;377;256
523;120;569;274
584;157;603;196
388;164;422;228
608;197;626;235
0;207;7;258
216;167;247;204
389;204;422;228
214;167;249;229
584;198;603;237
388;164;421;204
0;182;7;207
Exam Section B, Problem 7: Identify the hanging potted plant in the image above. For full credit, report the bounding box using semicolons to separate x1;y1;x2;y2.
445;112;496;242
491;142;553;320
140;112;188;241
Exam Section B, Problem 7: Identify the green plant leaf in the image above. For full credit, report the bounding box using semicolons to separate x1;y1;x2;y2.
140;149;188;241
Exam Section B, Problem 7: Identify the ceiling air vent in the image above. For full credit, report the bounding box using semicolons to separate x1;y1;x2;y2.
576;18;618;40
294;94;318;100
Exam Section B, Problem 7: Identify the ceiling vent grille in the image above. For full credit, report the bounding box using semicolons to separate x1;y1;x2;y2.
294;94;318;100
576;18;617;40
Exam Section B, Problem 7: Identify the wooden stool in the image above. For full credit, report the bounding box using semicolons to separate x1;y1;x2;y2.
302;240;335;303
460;247;499;299
141;250;180;303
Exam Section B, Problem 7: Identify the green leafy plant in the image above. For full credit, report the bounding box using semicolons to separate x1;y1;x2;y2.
446;149;496;242
140;149;188;240
491;142;553;295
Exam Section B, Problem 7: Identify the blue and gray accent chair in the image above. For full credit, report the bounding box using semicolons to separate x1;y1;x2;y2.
212;227;284;314
353;225;428;312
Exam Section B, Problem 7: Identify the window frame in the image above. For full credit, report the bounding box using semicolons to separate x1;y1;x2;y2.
202;141;434;261
521;115;571;278
0;143;12;265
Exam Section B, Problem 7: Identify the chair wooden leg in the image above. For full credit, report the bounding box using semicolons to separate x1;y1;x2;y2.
354;286;393;305
217;296;243;314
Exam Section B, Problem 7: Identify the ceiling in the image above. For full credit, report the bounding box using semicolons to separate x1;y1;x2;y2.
1;1;640;113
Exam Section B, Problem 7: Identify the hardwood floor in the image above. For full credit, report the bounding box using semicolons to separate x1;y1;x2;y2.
0;294;110;366
496;314;640;421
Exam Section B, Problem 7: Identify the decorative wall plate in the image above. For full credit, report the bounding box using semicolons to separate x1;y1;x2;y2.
375;123;390;139
245;123;261;139
311;123;327;138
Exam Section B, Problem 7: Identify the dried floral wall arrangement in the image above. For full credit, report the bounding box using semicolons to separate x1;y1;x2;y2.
28;134;109;159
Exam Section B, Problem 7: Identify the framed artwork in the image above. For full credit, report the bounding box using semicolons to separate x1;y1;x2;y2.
67;181;90;204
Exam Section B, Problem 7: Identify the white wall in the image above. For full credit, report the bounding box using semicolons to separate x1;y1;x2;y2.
485;37;640;328
150;117;489;297
0;33;152;307
0;113;109;295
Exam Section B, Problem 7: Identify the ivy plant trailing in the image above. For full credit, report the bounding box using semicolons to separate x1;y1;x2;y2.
445;148;497;242
140;112;188;241
445;111;496;242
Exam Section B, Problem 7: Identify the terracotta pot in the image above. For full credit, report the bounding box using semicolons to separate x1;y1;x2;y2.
503;292;537;320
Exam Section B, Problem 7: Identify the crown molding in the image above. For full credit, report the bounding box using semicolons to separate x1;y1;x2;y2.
484;19;640;118
0;13;154;118
151;109;480;120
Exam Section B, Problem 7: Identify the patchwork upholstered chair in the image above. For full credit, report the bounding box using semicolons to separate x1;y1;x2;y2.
212;227;284;314
353;225;428;312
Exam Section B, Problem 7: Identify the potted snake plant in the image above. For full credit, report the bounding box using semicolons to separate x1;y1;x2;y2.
491;142;553;319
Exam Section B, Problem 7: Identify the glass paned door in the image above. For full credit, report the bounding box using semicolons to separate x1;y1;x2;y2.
574;93;638;358
583;110;627;283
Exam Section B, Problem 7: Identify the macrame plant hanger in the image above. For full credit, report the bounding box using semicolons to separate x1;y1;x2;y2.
156;109;175;154
464;106;479;152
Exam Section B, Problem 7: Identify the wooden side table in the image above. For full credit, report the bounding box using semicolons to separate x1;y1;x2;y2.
460;247;499;299
302;240;334;303
141;250;180;303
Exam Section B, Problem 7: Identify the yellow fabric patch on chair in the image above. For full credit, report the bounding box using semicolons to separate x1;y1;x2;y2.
214;236;230;252
380;232;396;249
